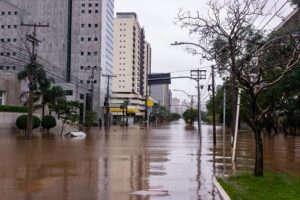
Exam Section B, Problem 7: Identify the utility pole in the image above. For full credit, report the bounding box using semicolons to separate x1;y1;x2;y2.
102;74;116;129
191;69;206;141
144;79;149;125
212;65;217;146
21;22;49;139
88;67;95;111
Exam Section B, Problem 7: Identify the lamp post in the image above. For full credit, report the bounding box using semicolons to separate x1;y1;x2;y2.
171;41;207;140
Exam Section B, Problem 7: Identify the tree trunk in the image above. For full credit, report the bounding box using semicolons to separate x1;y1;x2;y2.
60;121;65;136
253;127;264;176
26;91;34;139
230;76;238;147
42;102;45;119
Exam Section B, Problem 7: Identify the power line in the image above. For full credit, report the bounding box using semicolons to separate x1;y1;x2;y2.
256;0;282;28
260;0;289;30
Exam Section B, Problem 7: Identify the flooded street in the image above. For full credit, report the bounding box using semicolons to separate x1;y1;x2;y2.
1;120;300;200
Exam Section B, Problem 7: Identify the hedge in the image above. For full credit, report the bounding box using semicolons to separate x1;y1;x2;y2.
0;105;27;113
41;115;57;130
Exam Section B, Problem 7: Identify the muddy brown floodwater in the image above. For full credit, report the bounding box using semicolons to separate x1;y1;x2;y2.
0;120;300;200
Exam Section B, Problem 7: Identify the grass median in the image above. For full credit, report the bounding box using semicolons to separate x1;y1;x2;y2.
218;171;300;200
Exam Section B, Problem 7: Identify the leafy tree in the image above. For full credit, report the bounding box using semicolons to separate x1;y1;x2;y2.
18;63;48;138
176;0;300;176
183;108;198;125
41;85;65;118
292;0;300;7
169;113;181;121
52;99;80;136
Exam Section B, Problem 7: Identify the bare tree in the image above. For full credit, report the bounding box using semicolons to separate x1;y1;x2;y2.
176;0;300;176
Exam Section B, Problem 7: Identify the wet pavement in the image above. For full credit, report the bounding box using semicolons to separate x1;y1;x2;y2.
0;120;300;200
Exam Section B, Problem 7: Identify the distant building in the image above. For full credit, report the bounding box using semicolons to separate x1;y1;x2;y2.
0;0;115;124
171;98;181;114
111;12;151;123
0;73;24;106
150;84;171;111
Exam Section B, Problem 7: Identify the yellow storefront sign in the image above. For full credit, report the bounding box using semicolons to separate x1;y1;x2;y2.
110;108;139;113
147;98;154;107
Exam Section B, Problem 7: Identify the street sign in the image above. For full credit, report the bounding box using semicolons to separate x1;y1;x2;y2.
148;73;171;85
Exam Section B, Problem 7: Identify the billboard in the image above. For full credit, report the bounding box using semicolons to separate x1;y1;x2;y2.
148;73;171;85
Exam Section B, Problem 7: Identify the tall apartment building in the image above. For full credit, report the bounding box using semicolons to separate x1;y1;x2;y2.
0;0;114;124
111;12;151;123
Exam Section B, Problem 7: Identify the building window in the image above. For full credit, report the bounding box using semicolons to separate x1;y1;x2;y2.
95;10;98;14
87;52;91;56
14;11;18;15
82;3;85;7
94;52;98;56
13;38;17;42
87;66;91;70
88;24;91;27
7;39;10;42
80;94;84;100
81;24;84;27
87;80;90;84
14;25;17;28
8;11;11;15
88;10;92;14
94;37;98;41
64;90;73;96
7;25;11;29
89;3;92;7
81;52;84;56
0;91;5;105
95;24;98;28
1;25;4;29
95;3;99;7
80;80;84;84
81;10;85;14
81;37;84;42
88;37;91;41
1;12;5;15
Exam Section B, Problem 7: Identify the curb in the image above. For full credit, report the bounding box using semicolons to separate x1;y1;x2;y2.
212;176;231;200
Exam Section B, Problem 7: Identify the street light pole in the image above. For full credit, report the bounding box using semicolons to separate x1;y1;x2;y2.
197;80;202;139
212;65;217;146
191;69;206;140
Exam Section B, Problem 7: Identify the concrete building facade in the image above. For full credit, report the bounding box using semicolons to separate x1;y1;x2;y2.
0;0;114;124
150;84;171;111
111;12;151;122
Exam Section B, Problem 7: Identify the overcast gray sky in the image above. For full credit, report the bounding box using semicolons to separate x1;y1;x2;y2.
115;0;295;102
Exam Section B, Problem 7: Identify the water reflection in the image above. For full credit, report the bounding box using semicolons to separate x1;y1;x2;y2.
1;120;300;199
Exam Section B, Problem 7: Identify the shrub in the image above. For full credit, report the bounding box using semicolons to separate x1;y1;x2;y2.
41;115;57;131
0;105;27;113
16;115;41;131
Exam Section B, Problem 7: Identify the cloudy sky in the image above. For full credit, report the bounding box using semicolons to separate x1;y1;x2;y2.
115;0;295;102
